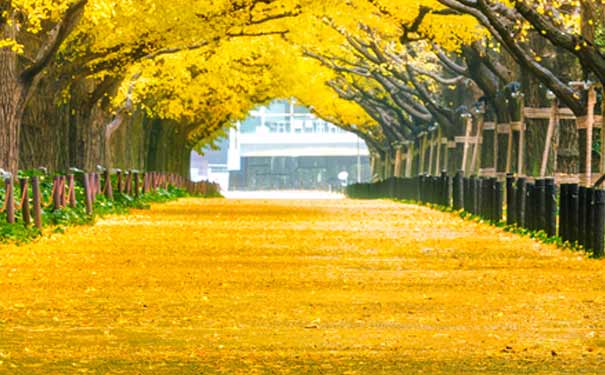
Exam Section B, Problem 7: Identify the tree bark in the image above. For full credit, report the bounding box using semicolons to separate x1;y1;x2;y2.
0;24;25;173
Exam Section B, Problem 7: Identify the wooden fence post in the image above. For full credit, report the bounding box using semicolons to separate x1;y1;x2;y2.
125;172;132;195
505;123;513;174
116;170;123;193
93;173;100;199
419;134;427;174
405;143;414;177
19;178;30;226
394;145;403;178
5;177;14;224
142;173;149;194
133;172;140;197
31;176;42;229
104;170;113;200
461;116;472;174
517;96;526;175
586;87;596;183
68;174;76;208
60;175;67;207
83;173;93;215
435;128;442;176
52;176;61;211
470;114;484;175
540;99;559;177
428;131;435;175
90;174;97;203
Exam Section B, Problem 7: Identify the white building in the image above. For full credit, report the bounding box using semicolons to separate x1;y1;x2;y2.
191;99;370;191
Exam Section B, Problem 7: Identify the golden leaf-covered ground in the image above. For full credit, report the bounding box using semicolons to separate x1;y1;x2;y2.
0;198;604;374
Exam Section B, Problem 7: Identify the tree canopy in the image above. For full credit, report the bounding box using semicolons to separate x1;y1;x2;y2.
1;0;603;176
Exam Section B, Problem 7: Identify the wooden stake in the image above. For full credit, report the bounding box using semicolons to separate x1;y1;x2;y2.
586;87;596;184
428;131;435;175
383;152;391;179
134;172;140;197
31;176;42;229
19;178;30;226
518;99;526;175
435;128;442;174
68;174;76;208
83;173;93;215
5;178;14;224
104;170;113;200
419;135;427;174
461;117;472;174
470;115;484;175
540;99;559;177
405;143;414;177
505;123;513;174
394;146;403;178
52;176;61;211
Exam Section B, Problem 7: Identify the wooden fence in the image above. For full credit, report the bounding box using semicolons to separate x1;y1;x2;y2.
347;173;605;258
384;85;603;185
0;169;219;229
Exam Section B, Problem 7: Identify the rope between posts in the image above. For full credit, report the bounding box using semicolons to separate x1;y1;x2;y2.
43;182;57;208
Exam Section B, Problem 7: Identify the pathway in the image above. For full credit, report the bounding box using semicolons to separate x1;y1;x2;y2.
0;198;604;374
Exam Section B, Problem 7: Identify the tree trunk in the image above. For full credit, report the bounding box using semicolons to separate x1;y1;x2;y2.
0;29;25;173
144;118;193;177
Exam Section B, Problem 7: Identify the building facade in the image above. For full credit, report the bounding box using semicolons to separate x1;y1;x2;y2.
191;99;370;191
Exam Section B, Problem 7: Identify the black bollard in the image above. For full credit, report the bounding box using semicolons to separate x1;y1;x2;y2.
592;189;605;258
587;188;595;252
463;177;470;212
495;181;504;222
545;178;557;237
526;183;535;230
568;184;580;244
536;179;546;232
559;184;569;240
579;186;588;247
516;178;527;228
473;176;481;216
506;174;515;225
489;177;498;221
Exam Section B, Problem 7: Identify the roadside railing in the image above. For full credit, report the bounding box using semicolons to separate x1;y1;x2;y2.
347;172;605;258
0;168;219;229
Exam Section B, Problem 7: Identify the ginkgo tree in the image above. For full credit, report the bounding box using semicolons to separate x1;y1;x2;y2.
3;0;598;179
